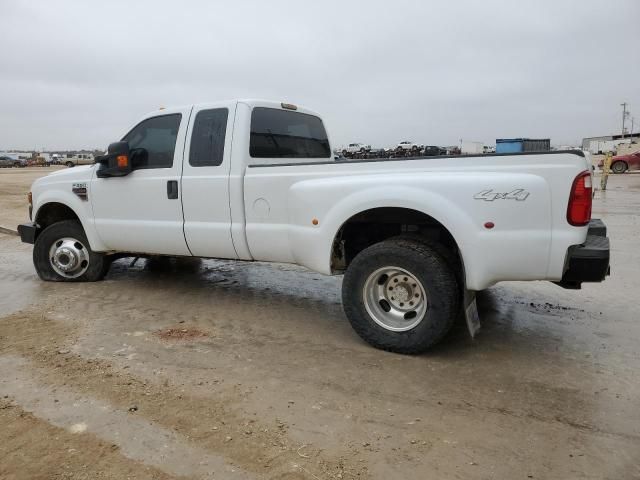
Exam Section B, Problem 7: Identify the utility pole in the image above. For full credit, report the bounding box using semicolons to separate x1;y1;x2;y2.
631;117;635;139
621;102;628;138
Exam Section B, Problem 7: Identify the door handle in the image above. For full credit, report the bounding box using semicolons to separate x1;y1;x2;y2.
167;180;178;199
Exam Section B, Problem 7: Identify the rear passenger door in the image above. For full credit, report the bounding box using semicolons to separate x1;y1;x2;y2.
181;102;238;258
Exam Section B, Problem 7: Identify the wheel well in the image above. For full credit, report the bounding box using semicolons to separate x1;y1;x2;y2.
330;207;462;274
35;203;80;230
612;160;628;169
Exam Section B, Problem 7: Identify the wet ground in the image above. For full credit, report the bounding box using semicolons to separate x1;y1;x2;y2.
0;169;639;479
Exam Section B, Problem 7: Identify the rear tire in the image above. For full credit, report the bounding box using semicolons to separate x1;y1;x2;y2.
33;220;110;282
611;161;627;174
65;161;74;168
342;238;460;354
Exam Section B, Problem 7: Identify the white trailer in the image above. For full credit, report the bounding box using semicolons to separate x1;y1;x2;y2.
461;141;484;154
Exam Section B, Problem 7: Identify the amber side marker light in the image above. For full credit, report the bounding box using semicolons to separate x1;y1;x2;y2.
27;192;32;206
281;102;297;110
312;218;319;225
117;155;129;168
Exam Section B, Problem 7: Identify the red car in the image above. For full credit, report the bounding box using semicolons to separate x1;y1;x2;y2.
598;150;640;173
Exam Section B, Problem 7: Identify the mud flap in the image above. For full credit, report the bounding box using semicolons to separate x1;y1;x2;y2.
464;290;481;338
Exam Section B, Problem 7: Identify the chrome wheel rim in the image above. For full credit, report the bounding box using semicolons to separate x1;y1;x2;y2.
363;266;428;332
49;237;90;278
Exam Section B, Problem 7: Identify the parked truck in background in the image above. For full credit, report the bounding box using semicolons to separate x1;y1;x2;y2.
18;100;610;354
342;143;371;155
62;153;95;167
0;155;23;168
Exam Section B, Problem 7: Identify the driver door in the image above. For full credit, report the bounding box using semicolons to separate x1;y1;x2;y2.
91;107;192;256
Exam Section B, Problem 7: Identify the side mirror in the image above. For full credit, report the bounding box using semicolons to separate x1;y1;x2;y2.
96;141;132;178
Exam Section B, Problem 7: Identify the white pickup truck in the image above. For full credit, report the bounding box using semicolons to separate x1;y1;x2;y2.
342;143;371;155
18;100;610;353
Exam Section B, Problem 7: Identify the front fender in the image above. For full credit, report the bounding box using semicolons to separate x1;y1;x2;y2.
33;190;107;251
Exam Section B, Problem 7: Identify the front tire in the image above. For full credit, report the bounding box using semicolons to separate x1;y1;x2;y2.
342;238;459;354
611;161;627;174
33;220;110;282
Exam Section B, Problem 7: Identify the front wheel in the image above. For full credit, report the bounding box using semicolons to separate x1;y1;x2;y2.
342;238;459;354
33;220;110;281
611;161;627;174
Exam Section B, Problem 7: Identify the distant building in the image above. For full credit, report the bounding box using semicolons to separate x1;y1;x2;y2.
581;133;640;154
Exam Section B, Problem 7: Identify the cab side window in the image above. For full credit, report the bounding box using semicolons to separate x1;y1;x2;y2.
122;114;182;169
189;108;228;167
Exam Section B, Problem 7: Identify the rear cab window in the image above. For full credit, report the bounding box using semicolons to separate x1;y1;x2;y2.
249;108;330;163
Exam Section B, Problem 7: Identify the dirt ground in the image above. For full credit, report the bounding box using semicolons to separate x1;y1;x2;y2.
0;166;65;229
0;167;639;479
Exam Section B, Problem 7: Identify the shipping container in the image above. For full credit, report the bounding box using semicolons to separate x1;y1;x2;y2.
496;138;550;154
495;139;523;153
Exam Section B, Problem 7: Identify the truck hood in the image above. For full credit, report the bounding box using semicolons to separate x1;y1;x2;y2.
33;165;95;187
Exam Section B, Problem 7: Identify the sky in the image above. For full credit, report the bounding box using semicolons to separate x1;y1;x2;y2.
0;0;638;151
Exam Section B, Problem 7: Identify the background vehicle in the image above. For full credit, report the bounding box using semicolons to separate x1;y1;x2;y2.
18;100;610;354
598;150;640;173
423;146;447;156
366;148;389;158
0;155;22;168
63;153;95;167
396;141;421;152
342;143;371;155
27;155;49;167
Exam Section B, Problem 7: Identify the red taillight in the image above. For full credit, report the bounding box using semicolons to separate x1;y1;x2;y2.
567;171;592;226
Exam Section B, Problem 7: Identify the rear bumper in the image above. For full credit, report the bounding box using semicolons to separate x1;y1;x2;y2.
17;222;38;244
555;219;610;289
